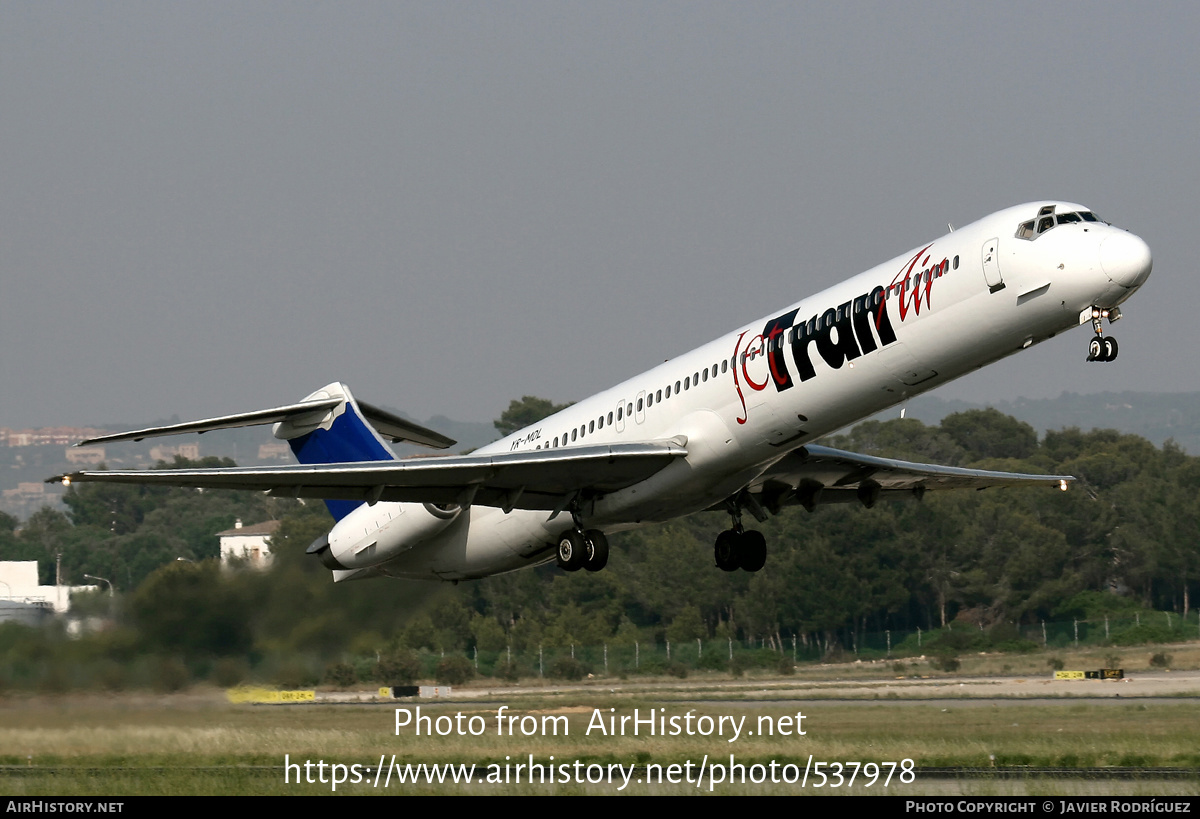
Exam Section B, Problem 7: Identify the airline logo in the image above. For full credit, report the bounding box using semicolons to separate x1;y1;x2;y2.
732;245;950;424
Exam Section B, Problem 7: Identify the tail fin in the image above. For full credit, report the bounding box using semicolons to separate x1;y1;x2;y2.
273;382;408;521
71;380;455;524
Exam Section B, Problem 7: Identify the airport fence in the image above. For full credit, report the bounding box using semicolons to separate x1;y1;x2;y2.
413;609;1200;681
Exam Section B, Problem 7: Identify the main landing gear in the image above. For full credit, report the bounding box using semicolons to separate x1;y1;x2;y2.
554;497;610;573
1086;306;1121;362
714;502;767;573
714;527;766;572
555;504;609;574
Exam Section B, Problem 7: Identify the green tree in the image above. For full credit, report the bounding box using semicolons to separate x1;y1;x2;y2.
494;396;573;437
129;560;253;656
469;613;508;652
941;409;1038;461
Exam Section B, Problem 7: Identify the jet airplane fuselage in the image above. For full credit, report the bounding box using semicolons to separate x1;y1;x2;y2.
319;201;1150;580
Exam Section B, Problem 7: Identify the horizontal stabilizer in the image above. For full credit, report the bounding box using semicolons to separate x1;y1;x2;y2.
76;398;343;446
356;401;456;449
75;395;455;450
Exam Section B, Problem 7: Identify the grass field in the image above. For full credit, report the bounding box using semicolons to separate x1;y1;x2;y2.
2;673;1199;795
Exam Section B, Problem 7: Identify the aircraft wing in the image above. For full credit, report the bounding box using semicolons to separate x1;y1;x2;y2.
747;444;1072;513
48;442;688;513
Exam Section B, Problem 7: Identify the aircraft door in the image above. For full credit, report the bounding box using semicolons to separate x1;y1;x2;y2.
982;238;1005;292
634;391;646;424
615;400;626;433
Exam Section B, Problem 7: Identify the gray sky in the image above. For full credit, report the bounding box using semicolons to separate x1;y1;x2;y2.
2;2;1196;429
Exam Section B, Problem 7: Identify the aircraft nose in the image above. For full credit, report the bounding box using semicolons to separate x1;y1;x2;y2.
1099;231;1152;288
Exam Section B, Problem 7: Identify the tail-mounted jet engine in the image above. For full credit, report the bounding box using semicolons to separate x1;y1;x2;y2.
307;502;461;570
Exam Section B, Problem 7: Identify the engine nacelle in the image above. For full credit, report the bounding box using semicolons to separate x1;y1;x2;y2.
306;502;461;570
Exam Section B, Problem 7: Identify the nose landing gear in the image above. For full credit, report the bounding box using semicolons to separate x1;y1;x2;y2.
1087;335;1118;362
1085;306;1120;362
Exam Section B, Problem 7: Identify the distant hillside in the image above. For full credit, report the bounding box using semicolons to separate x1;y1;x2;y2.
864;391;1200;454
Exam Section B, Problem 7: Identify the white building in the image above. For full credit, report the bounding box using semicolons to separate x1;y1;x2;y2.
149;443;200;462
0;561;97;617
217;519;280;569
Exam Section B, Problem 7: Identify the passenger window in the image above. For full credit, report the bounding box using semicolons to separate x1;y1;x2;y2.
702;369;708;382
656;389;662;402
589;420;595;433
597;416;604;430
617;407;623;421
693;371;699;383
553;437;558;447
607;412;613;425
684;376;690;390
627;403;633;415
721;360;728;373
637;397;643;412
647;393;653;408
571;429;577;442
953;256;959;270
675;380;681;393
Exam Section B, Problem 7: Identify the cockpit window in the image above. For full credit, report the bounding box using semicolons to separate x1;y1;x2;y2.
1016;205;1107;240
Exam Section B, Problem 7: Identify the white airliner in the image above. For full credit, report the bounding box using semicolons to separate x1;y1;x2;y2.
54;202;1152;582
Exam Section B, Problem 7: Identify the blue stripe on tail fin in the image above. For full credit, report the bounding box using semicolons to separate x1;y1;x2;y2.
273;383;396;521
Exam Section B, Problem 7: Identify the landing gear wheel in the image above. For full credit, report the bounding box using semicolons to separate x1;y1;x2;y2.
739;530;767;572
1087;337;1103;362
556;529;586;572
583;529;609;572
714;530;740;572
1102;336;1118;361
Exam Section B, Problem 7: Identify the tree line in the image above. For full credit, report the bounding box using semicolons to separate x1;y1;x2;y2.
1;403;1197;690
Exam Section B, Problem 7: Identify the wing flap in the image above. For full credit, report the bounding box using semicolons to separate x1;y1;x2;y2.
50;442;687;512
